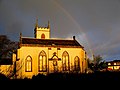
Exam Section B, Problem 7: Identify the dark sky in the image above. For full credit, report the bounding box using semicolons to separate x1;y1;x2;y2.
0;0;120;61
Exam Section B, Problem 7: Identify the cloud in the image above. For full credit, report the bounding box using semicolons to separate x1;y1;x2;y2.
0;0;120;60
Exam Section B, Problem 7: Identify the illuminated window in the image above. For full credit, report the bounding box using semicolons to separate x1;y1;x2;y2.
114;63;116;65
25;56;32;72
62;51;70;71
38;50;47;72
108;63;111;65
74;56;80;71
41;33;45;39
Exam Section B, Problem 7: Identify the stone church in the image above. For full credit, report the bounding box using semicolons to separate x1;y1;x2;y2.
1;19;88;79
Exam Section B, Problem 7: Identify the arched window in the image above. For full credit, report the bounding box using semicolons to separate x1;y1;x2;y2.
38;50;47;72
62;51;70;71
74;56;80;71
41;33;45;39
25;56;32;72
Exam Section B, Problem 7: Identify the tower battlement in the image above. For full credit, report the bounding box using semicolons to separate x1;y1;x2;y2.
36;27;50;30
34;19;50;39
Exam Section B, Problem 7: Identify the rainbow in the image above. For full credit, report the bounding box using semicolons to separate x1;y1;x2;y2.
50;0;94;60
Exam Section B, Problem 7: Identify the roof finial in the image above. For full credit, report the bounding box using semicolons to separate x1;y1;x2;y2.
20;32;22;42
35;17;38;28
19;32;22;48
48;20;50;28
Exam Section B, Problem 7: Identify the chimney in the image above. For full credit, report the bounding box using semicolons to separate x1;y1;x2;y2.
73;36;75;40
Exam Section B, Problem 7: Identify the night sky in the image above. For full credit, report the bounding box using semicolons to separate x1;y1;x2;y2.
0;0;120;61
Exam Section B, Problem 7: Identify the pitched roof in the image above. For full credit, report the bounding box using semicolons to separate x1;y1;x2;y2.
107;60;120;63
21;37;84;48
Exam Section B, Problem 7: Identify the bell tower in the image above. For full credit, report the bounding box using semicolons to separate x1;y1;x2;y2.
34;19;50;39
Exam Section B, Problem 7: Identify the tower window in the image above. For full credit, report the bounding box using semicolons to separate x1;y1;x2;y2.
41;33;45;39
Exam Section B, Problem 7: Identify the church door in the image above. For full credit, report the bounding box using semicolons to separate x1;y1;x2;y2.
53;58;58;72
48;52;61;73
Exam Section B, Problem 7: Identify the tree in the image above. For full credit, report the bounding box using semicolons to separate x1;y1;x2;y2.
6;59;24;79
87;58;94;71
0;35;19;79
0;35;18;61
98;61;108;70
93;55;103;71
93;55;103;65
88;55;103;71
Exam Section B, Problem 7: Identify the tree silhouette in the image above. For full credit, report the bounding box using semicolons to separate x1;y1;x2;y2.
88;55;104;72
0;35;18;60
93;55;103;71
0;35;19;79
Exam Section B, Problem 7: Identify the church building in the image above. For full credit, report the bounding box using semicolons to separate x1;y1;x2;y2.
12;19;88;79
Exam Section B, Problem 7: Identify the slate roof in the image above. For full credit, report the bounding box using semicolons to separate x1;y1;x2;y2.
21;37;84;48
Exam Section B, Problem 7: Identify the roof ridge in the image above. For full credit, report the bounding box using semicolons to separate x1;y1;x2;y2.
22;37;74;41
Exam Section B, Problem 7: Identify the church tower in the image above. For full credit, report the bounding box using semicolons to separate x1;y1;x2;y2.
34;19;50;39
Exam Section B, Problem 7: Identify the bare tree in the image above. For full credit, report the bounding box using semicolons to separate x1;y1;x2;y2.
0;35;19;79
0;35;18;60
6;59;24;79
